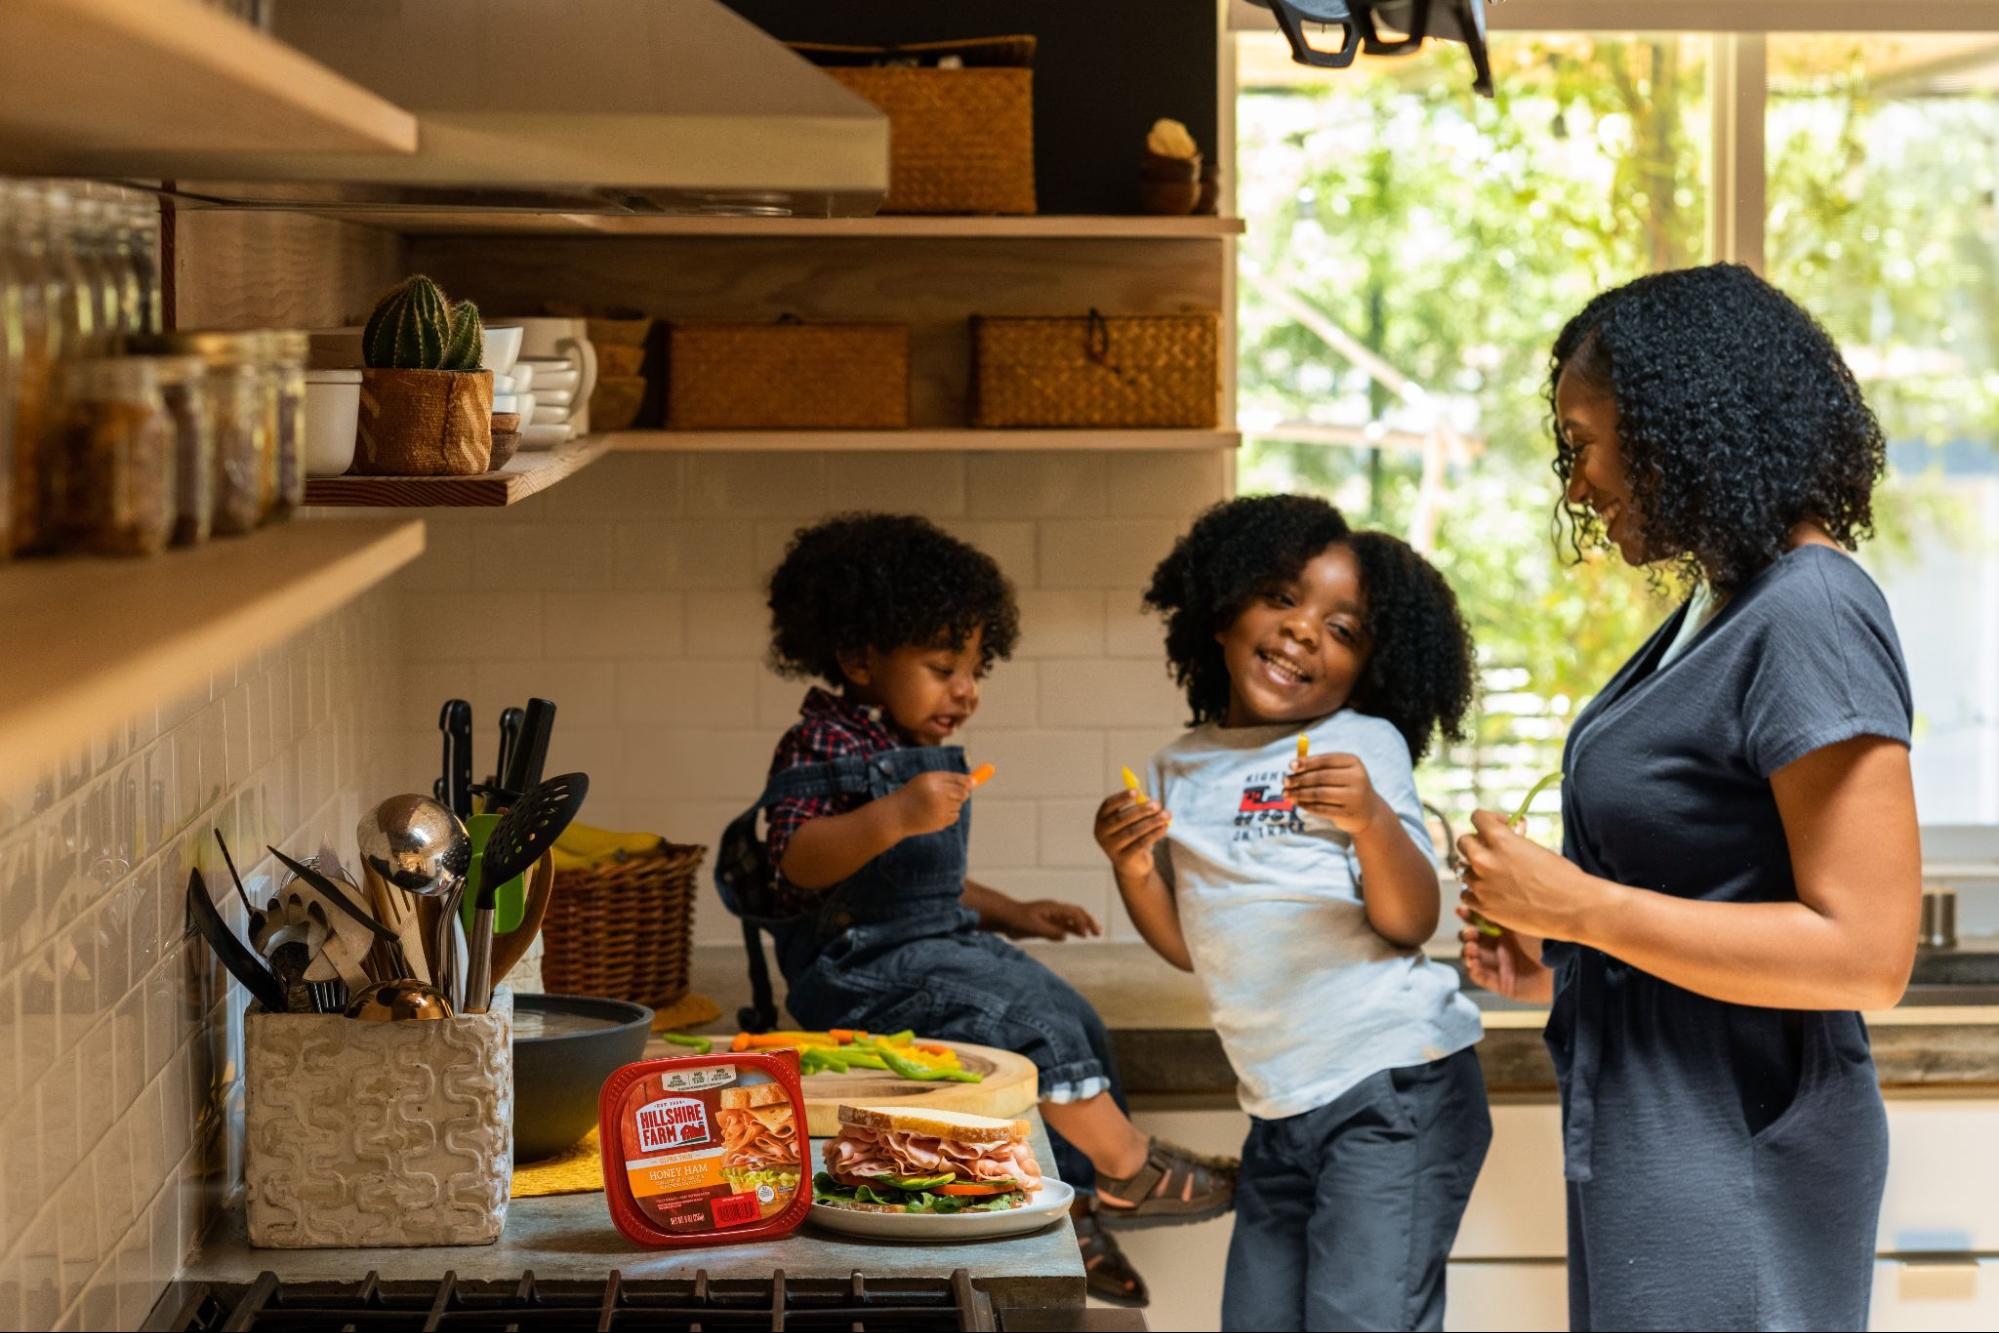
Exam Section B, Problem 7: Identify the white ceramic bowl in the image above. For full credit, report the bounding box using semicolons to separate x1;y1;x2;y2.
520;421;572;450
533;386;575;409
481;325;524;376
492;392;522;415
517;360;580;395
303;369;362;477
530;404;573;426
509;362;536;392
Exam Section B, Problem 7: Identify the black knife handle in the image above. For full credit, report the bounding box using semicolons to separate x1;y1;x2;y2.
505;697;557;795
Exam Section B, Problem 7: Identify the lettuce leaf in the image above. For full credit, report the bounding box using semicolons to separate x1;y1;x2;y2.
812;1171;1023;1214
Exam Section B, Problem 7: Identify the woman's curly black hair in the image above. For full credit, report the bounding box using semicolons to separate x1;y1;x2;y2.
1549;263;1886;594
766;512;1019;685
1143;495;1475;761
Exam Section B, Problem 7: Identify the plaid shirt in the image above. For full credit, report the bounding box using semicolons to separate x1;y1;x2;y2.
765;687;900;914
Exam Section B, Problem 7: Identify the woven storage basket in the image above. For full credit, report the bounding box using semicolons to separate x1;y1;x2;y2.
791;37;1036;215
666;320;909;430
972;310;1222;428
541;843;705;1012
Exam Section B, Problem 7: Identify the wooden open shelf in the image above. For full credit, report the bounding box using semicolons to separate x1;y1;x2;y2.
0;0;418;169
302;435;610;508
363;213;1246;240
608;429;1241;453
0;518;423;777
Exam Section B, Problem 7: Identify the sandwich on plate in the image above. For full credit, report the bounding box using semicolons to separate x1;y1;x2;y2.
717;1082;801;1194
814;1104;1044;1213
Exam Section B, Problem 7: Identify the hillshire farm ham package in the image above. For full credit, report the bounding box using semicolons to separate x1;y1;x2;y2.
598;1052;810;1246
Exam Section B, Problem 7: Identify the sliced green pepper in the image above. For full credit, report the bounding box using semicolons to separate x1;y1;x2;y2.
660;1032;713;1054
878;1046;984;1083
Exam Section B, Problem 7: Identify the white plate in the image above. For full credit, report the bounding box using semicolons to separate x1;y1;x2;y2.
520;421;573;449
807;1178;1073;1242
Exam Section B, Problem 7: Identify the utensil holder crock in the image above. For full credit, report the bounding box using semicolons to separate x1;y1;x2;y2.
245;989;513;1248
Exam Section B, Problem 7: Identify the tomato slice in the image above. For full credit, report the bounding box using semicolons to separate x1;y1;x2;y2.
936;1181;1016;1196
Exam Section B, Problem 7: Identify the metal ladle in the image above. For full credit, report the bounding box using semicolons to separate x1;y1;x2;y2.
356;795;472;1009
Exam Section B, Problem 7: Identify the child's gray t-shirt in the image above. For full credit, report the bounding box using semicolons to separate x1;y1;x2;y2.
1149;710;1482;1120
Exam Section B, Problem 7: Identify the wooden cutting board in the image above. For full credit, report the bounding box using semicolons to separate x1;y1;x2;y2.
795;1039;1039;1137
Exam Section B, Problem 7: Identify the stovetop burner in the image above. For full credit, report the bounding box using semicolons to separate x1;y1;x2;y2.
141;1268;998;1331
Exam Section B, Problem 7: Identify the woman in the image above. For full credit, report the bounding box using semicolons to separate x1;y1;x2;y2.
1457;264;1921;1332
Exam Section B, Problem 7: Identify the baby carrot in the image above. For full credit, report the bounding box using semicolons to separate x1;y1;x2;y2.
969;763;997;788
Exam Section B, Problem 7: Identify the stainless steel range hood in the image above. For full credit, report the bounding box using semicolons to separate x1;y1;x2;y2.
111;0;892;218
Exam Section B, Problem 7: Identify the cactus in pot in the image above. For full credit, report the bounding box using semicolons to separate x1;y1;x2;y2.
355;276;493;476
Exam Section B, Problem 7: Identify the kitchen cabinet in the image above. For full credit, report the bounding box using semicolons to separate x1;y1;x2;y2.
1873;1259;1999;1331
0;0;417;170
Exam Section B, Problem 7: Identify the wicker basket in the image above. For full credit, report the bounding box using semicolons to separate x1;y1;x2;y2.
666;320;909;430
971;310;1222;428
541;843;705;1012
791;37;1036;215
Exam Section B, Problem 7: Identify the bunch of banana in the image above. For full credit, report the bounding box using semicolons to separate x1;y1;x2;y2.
550;822;668;873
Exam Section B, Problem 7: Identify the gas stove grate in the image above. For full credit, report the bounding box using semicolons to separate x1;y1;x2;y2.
143;1268;999;1332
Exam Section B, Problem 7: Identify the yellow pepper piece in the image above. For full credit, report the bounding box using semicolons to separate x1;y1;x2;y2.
1120;764;1150;803
1297;734;1310;759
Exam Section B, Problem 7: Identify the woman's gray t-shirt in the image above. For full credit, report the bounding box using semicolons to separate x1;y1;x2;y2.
1560;544;1913;909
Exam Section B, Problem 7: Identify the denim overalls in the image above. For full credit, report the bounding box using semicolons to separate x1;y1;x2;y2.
716;743;1124;1190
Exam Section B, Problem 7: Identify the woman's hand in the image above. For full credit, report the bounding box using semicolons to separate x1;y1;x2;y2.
1456;908;1555;1003
1000;899;1104;942
1456;809;1609;943
1284;752;1387;835
1094;790;1171;881
890;771;974;837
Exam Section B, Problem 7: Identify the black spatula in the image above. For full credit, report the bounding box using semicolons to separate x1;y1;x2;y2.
463;772;589;1012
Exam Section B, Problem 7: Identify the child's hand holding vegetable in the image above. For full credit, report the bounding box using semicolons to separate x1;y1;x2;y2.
1094;784;1171;881
1284;751;1388;835
891;770;976;837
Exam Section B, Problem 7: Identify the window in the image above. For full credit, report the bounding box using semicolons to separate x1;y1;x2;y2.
1236;18;1999;829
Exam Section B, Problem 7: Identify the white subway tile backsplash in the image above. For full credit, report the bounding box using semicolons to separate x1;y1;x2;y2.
472;523;616;593
614;521;761;591
683;590;773;660
1107;450;1229;517
624;728;774;802
685;453;832;517
473;661;620;730
1013;590;1106;659
964;798;1039;873
544;591;686;660
1104;589;1166;660
967;453;1107;519
1037;799;1110;869
937;520;1036;585
820;453;968;517
615;660;758;727
1038;519;1188;590
404;592;544;662
538;452;683;522
961;730;1106;798
0;589;401;1329
1038;659;1189;730
961;661;1037;731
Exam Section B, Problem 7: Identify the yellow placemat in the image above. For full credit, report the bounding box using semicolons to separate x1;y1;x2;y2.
651;990;720;1031
512;1128;607;1198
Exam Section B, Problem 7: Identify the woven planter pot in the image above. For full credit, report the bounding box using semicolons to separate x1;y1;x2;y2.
357;368;494;475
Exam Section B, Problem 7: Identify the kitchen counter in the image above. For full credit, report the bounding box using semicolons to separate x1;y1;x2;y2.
687;941;1999;1096
180;1113;1084;1313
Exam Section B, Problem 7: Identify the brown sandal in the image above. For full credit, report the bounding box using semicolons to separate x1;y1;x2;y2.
1072;1194;1149;1307
1094;1138;1238;1230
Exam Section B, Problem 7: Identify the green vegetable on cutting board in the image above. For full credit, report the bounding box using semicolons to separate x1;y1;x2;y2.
1468;771;1565;939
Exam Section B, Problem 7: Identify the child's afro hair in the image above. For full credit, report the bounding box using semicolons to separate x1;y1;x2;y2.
767;512;1019;686
1143;495;1474;761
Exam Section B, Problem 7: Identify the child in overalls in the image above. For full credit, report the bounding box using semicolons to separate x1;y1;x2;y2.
716;513;1234;1306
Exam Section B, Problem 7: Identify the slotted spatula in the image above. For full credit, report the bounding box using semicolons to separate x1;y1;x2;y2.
463;772;589;1013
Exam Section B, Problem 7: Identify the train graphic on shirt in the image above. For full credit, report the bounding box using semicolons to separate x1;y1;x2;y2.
1234;773;1306;839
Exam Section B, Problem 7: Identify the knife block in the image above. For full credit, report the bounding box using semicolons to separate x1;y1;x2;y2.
244;989;513;1248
